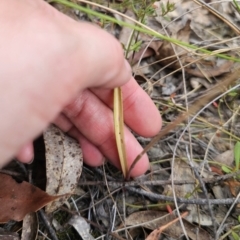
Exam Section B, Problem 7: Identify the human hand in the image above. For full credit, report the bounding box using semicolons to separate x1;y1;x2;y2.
0;0;161;176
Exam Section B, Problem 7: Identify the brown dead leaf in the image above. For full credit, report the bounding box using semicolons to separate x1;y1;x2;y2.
146;212;188;240
123;210;211;239
44;125;83;213
185;59;233;78
0;173;60;223
129;40;163;65
154;19;233;78
225;180;240;197
156;20;192;69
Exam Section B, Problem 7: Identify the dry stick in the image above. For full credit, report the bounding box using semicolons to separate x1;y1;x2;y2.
127;67;240;179
93;168;240;205
79;179;198;186
127;186;240;205
80;180;240;205
86;169;240;186
38;210;59;240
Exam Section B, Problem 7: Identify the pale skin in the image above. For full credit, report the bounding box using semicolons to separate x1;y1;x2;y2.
0;0;162;177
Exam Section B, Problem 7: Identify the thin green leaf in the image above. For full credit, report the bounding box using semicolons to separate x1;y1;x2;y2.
228;91;238;97
233;0;240;13
129;40;142;52
231;231;240;240
234;141;240;169
221;165;233;174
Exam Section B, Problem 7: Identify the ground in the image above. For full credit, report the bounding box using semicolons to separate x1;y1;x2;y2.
1;0;240;239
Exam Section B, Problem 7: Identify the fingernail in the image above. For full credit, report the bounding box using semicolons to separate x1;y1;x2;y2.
26;156;34;165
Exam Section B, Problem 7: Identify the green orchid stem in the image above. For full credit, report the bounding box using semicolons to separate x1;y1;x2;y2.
50;0;240;62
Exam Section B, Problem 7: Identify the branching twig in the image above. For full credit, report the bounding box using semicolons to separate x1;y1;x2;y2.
80;169;240;186
127;186;240;205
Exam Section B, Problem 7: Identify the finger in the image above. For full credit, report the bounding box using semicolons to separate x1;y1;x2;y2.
16;142;34;164
63;89;149;177
53;114;105;166
69;22;132;89
67;128;105;167
53;113;73;132
91;77;162;137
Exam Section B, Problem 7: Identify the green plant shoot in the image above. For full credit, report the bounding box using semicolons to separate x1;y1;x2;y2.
233;0;240;13
221;165;233;174
231;231;240;240
234;141;240;170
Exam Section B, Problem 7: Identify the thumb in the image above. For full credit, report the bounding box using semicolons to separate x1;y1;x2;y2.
68;21;132;90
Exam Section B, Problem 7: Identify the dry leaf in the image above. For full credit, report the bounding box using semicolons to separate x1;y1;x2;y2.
185;60;233;78
124;210;211;239
113;87;128;178
21;212;38;240
143;19;233;78
215;150;234;167
146;212;188;240
163;159;196;199
163;160;213;226
156;20;192;69
129;40;163;65
68;215;94;240
44;125;83;213
0;173;60;223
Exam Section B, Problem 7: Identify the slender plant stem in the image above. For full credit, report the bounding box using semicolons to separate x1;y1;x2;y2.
50;0;240;62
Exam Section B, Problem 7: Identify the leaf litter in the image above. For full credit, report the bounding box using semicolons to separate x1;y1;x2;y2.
1;0;240;239
0;173;60;223
21;213;38;240
43;124;83;213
